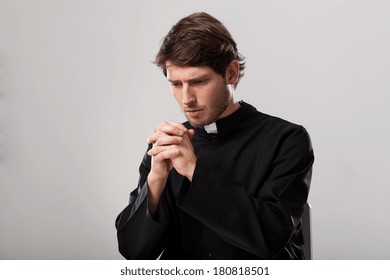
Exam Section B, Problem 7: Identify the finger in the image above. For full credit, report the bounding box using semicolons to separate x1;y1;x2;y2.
180;129;195;143
147;132;184;145
154;135;183;146
148;145;179;159
165;121;188;131
147;145;168;157
186;129;195;141
147;131;167;144
147;122;187;144
157;121;187;136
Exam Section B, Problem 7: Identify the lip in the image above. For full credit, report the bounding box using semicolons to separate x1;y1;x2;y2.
185;109;203;116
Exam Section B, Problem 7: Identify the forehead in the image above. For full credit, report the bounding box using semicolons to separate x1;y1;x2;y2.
165;63;216;81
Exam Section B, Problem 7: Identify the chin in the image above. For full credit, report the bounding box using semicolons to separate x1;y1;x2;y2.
186;118;207;128
191;121;215;128
188;121;203;128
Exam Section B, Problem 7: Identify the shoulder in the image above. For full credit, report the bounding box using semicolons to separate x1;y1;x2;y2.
245;103;308;138
241;103;312;154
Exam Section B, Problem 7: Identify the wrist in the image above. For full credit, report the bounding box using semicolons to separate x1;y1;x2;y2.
148;171;168;185
147;173;168;218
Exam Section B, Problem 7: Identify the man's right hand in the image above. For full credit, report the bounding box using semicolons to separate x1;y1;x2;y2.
146;122;195;217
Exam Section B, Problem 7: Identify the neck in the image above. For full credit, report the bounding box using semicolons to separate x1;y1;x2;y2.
217;101;241;120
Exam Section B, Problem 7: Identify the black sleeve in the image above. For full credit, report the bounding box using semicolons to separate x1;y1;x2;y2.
115;149;169;259
177;125;314;259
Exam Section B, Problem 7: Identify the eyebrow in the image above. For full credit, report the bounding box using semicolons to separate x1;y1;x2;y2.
168;75;210;84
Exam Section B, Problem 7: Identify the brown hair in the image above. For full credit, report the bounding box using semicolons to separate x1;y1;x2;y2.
155;12;245;86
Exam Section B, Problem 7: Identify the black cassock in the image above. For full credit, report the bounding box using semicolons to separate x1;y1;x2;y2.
115;101;314;259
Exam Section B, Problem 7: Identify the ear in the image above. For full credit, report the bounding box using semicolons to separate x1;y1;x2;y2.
225;60;240;85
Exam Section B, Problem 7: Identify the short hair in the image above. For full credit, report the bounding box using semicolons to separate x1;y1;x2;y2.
155;12;245;86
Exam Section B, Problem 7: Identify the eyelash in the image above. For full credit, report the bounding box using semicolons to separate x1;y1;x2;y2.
171;83;181;88
194;80;205;85
170;79;208;88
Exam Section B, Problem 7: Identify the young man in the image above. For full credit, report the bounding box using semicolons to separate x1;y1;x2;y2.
115;12;314;259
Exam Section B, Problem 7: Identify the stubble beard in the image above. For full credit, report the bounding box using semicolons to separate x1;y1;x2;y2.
184;86;231;128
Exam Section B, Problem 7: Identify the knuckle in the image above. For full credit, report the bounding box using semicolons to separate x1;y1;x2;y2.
177;136;183;143
170;148;180;157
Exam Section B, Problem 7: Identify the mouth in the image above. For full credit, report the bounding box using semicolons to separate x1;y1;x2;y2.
185;109;203;117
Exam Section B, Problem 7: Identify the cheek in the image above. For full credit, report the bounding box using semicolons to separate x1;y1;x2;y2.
207;84;226;102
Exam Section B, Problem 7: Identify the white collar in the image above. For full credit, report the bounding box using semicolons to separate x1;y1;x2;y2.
204;122;218;134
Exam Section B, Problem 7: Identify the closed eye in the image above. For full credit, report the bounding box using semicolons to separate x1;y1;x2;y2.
191;79;208;86
170;82;182;88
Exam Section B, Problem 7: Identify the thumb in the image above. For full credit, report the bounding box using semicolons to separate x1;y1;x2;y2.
185;129;196;141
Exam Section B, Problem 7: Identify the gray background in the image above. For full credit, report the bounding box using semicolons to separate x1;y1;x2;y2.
0;0;389;259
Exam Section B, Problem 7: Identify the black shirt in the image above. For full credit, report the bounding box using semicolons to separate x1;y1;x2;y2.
116;101;314;259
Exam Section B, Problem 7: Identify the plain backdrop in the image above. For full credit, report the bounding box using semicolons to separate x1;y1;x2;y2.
0;0;389;259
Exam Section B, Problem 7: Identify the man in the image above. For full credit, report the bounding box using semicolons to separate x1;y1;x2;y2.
115;12;314;260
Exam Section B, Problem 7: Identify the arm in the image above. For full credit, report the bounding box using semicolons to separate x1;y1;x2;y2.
147;121;196;214
177;125;314;259
115;150;169;259
115;121;195;259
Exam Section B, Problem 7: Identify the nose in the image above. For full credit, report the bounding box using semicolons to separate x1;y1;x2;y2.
182;84;196;105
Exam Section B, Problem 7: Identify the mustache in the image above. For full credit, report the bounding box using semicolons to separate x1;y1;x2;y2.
183;107;203;112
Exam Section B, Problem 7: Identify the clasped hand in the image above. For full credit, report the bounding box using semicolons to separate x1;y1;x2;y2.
147;121;196;181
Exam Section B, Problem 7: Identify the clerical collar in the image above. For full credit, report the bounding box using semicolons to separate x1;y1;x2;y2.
194;101;256;137
204;122;218;134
